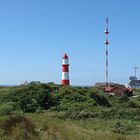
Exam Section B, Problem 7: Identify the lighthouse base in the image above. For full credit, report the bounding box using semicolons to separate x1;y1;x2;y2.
61;80;70;85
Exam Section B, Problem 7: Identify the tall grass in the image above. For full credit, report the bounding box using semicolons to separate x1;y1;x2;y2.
0;113;140;140
29;113;140;140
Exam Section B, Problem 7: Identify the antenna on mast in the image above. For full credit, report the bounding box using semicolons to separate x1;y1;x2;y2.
133;66;138;77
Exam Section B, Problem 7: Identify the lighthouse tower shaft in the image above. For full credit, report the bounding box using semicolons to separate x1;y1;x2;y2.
61;54;70;85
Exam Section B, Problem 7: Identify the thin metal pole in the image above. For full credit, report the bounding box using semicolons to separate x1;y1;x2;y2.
134;66;138;77
106;45;108;87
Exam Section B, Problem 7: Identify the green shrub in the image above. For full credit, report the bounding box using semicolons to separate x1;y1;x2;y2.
127;101;138;108
118;95;129;103
89;92;111;107
0;102;15;115
111;121;127;134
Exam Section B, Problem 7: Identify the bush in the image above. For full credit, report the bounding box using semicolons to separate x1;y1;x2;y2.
89;92;111;107
0;102;15;115
10;84;54;112
112;121;137;135
118;95;129;103
127;101;138;108
111;121;127;134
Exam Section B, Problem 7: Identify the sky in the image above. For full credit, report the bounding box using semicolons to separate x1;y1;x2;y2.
0;0;140;85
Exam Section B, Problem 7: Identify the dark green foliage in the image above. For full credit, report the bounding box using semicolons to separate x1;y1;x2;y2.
14;85;53;112
0;84;55;113
51;86;111;111
127;101;138;108
89;91;111;107
0;83;139;118
118;94;129;103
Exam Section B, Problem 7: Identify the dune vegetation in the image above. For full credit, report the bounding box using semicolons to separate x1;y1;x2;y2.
0;83;140;140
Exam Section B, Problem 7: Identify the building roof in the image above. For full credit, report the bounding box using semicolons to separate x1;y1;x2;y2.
129;80;140;86
105;85;127;92
105;84;132;96
95;82;114;87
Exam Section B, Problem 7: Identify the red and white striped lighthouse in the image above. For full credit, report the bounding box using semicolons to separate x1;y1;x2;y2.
61;54;70;85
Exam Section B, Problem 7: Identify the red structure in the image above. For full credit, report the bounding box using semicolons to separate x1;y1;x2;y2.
61;54;70;85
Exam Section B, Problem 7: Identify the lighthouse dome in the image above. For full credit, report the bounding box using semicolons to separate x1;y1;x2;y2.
63;54;69;59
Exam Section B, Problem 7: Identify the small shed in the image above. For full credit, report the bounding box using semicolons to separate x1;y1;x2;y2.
105;84;133;96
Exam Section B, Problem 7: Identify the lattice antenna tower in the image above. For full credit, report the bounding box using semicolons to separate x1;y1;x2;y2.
104;18;109;87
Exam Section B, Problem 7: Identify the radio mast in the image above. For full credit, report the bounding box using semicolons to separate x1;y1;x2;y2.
104;18;109;87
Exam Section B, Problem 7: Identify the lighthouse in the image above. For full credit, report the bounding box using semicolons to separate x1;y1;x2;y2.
61;54;70;85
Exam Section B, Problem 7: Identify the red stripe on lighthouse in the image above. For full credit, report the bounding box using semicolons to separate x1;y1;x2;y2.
62;65;69;72
61;80;69;85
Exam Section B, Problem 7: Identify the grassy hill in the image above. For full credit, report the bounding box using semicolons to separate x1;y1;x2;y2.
0;83;140;139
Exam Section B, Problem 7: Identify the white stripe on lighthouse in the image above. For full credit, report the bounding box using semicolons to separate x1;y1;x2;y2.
62;72;69;80
62;59;69;65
